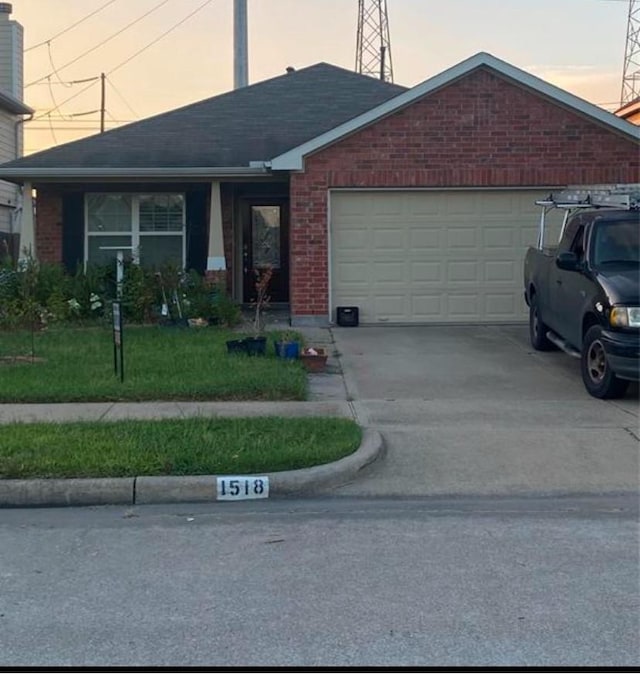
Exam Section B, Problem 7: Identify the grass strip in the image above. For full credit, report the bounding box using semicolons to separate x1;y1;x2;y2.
0;326;307;402
0;417;362;479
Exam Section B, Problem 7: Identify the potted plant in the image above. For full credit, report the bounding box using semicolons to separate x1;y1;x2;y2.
226;266;272;356
244;266;272;356
300;346;328;372
274;330;300;359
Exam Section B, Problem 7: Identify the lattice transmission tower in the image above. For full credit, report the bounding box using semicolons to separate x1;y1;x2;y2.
355;0;394;82
621;0;640;104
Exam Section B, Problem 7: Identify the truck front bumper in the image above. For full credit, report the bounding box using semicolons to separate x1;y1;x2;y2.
602;330;640;382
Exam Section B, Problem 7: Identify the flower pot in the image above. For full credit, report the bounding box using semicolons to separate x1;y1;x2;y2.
300;347;328;372
226;338;249;355
274;340;300;359
245;336;267;356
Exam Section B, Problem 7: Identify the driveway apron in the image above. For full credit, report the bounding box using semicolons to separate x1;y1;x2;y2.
328;325;639;497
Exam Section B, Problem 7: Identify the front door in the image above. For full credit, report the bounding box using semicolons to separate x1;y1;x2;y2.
242;200;289;303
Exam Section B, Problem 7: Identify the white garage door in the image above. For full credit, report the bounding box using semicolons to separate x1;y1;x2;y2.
330;189;547;324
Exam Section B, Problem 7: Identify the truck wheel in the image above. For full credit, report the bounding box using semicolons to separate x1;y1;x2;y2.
581;325;629;399
529;295;554;351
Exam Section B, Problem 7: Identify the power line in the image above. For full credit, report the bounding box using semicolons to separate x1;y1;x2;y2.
26;0;174;88
107;0;216;75
25;0;119;52
31;79;100;121
106;76;139;118
46;77;69;121
46;114;58;145
47;42;73;89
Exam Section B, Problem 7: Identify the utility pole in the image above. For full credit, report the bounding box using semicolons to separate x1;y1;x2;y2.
234;0;248;89
100;72;106;132
355;0;394;83
621;0;640;105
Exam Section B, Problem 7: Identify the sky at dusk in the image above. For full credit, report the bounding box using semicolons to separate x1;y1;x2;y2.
11;0;632;155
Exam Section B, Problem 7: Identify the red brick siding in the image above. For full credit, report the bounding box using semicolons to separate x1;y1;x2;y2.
35;189;63;264
290;68;640;317
221;184;234;289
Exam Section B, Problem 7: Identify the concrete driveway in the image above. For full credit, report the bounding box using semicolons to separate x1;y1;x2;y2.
327;325;639;497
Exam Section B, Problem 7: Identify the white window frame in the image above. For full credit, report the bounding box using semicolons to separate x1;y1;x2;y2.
84;192;186;268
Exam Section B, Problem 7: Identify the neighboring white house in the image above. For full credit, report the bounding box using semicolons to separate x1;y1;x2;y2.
0;2;33;259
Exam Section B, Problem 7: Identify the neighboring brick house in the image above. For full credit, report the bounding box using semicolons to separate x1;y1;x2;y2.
0;52;637;325
616;97;640;125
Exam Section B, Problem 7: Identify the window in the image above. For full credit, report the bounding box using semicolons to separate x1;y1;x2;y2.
85;193;185;268
569;225;586;261
592;219;640;267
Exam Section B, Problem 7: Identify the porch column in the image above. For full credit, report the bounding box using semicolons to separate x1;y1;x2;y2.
18;181;34;262
206;181;226;284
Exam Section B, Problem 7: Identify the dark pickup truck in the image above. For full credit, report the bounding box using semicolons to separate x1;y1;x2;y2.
524;197;639;399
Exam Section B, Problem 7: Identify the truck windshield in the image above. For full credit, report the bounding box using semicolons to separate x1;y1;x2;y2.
592;219;640;267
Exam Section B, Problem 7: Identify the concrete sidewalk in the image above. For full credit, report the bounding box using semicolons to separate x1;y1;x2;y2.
0;400;353;424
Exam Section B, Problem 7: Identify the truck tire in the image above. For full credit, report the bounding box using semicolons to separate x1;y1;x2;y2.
529;295;554;351
581;325;629;399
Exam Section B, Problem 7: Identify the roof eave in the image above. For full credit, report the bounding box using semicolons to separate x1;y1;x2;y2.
0;166;270;183
0;91;34;115
270;52;640;171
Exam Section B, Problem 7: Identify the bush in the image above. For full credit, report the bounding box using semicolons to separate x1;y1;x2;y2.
210;283;242;327
0;257;242;329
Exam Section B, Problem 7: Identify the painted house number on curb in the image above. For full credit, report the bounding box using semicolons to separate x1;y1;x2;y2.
216;476;269;500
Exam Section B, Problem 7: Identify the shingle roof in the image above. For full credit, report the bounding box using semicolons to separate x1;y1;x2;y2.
4;63;406;173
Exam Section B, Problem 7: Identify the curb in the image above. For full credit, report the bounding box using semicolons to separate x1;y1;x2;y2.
0;429;383;508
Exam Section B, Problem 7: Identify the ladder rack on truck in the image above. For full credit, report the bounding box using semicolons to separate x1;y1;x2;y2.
534;184;640;250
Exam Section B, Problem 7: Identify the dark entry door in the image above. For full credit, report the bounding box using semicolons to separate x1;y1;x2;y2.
242;199;289;303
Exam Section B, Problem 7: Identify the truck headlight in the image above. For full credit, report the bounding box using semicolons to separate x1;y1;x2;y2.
610;307;640;328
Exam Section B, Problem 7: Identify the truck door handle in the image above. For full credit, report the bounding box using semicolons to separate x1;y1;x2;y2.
556;279;562;285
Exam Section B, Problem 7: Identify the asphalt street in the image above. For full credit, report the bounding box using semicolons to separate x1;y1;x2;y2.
1;495;638;668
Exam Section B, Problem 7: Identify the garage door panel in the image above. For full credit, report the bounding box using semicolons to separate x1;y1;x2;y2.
480;192;519;214
373;228;406;250
411;294;443;320
483;226;517;248
485;293;517;317
407;192;441;216
410;228;441;249
447;227;478;249
372;261;407;282
333;228;369;250
334;262;371;284
331;190;547;324
447;261;479;283
447;294;481;319
445;194;477;215
484;260;516;282
374;294;408;319
410;261;443;282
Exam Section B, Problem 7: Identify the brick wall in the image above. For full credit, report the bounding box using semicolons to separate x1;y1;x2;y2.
290;67;640;318
221;183;234;289
35;188;62;263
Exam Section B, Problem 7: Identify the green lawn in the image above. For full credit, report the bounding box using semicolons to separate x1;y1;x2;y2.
0;417;361;478
0;326;307;402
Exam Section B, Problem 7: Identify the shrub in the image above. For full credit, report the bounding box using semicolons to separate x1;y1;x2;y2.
210;283;242;327
0;257;244;329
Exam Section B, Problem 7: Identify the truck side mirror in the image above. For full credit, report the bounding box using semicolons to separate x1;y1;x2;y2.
556;251;580;271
